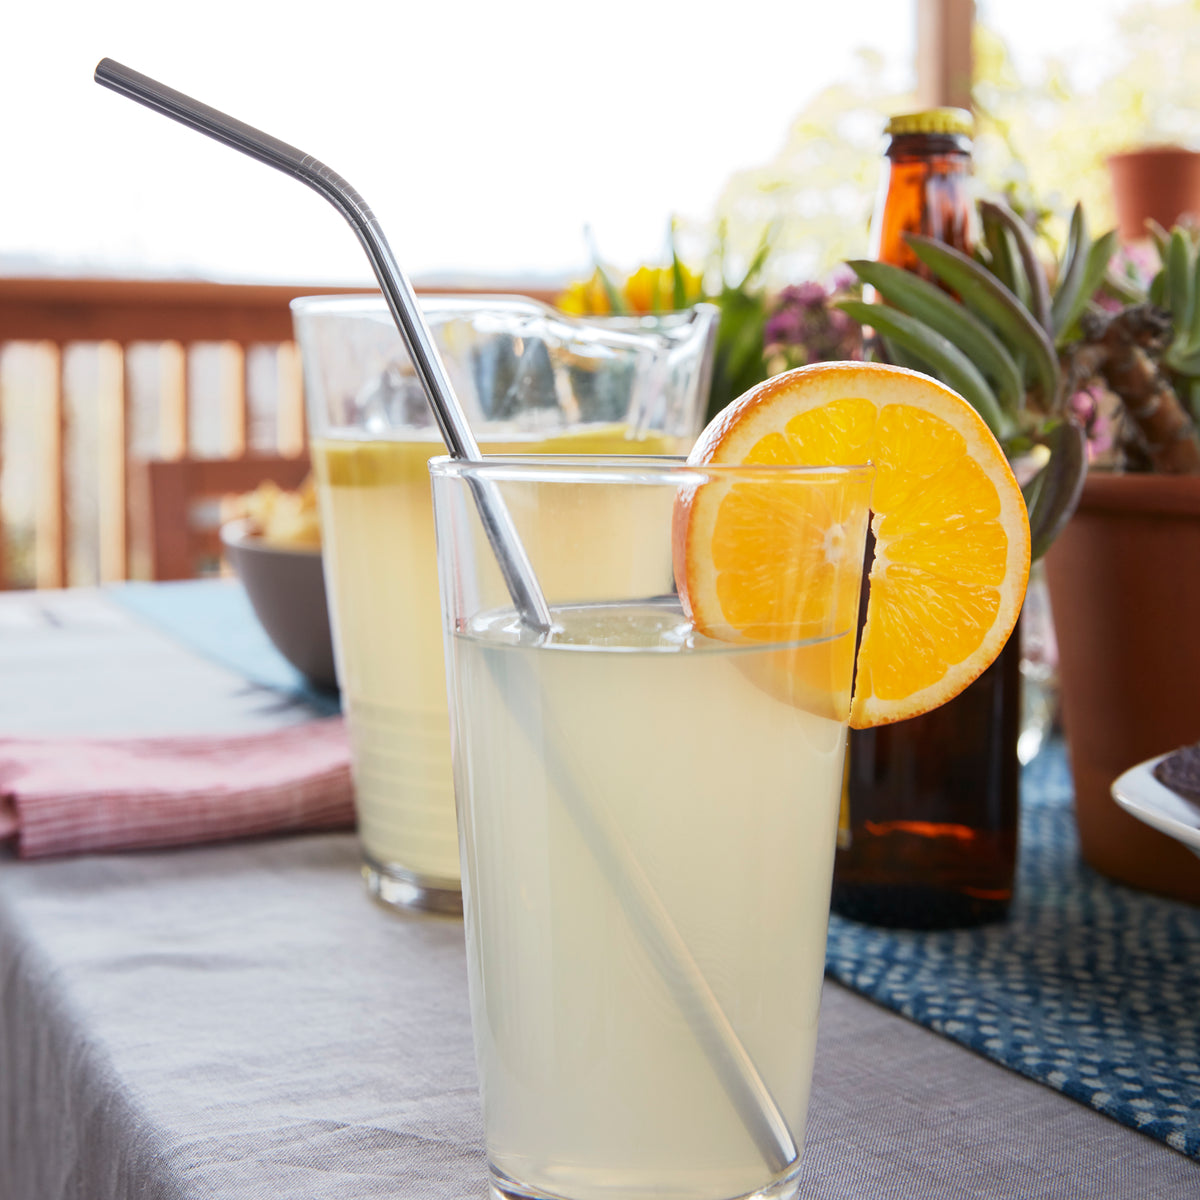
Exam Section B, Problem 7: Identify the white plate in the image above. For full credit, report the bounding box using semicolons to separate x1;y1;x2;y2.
1111;754;1200;859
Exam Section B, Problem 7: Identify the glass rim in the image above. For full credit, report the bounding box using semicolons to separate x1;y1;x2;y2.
427;453;874;486
289;295;720;332
289;293;718;322
290;292;547;318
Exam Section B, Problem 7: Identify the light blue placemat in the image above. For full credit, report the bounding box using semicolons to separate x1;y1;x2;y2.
826;740;1200;1158
107;580;341;718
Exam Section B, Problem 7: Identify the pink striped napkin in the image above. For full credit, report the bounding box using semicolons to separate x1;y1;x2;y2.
0;719;354;860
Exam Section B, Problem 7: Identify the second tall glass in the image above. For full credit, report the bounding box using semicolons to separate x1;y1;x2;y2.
291;296;717;912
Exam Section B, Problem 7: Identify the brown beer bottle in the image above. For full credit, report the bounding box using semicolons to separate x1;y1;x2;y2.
831;108;1021;929
868;107;975;277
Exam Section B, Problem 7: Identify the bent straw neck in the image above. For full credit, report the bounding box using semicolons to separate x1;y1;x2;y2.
93;57;552;634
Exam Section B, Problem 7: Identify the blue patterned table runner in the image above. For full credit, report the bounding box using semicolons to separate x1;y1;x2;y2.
826;744;1200;1158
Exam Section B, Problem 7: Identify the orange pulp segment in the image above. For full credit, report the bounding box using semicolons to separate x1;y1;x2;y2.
674;362;1031;729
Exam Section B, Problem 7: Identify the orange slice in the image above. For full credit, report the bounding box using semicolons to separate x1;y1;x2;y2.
674;362;1031;729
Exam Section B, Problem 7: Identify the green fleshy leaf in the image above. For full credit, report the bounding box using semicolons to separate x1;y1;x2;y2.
906;234;1061;410
1023;421;1088;561
980;199;1053;334
1050;204;1089;337
837;299;1011;437
1054;230;1120;347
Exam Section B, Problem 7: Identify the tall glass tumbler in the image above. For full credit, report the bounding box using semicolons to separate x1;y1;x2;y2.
432;455;873;1200
292;297;717;913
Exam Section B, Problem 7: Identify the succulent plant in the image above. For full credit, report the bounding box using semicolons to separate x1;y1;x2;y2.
1148;223;1200;409
1052;221;1200;475
836;200;1116;559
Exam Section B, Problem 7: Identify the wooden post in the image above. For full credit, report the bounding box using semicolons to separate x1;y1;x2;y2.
220;340;248;459
159;341;189;460
97;341;129;583
916;0;974;111
0;347;7;590
276;341;307;458
35;342;67;589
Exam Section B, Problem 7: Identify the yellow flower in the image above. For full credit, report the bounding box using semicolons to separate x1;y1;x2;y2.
559;259;706;317
622;263;705;314
622;265;664;313
556;271;613;315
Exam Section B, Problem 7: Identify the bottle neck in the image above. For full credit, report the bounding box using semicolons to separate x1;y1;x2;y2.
870;133;975;276
884;132;972;162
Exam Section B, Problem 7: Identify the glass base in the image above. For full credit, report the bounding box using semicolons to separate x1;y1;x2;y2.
488;1160;806;1200
361;854;462;916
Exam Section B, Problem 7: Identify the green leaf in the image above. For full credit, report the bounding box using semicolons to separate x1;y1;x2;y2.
1165;343;1200;377
1167;228;1193;331
905;234;1062;410
846;259;1024;415
1147;219;1171;263
837;299;1011;437
1054;230;1120;346
979;199;1053;334
1187;242;1200;352
878;334;932;374
705;288;769;422
1023;421;1088;561
738;222;778;290
584;225;629;315
1149;268;1167;309
1050;204;1089;337
1003;229;1032;310
668;219;687;311
981;208;1018;294
1101;267;1145;306
593;263;626;315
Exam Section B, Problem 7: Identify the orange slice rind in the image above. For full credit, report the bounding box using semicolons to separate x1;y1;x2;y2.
674;362;1031;729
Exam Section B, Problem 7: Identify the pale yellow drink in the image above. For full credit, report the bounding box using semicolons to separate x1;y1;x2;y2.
449;600;847;1200
311;429;688;896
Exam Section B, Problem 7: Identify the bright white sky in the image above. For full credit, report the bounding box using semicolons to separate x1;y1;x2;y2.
4;1;915;285
2;0;1139;287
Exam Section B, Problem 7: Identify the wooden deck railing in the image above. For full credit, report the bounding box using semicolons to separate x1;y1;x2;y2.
0;276;558;589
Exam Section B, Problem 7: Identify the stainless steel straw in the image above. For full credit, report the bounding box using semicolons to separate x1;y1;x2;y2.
92;58;552;636
92;58;797;1174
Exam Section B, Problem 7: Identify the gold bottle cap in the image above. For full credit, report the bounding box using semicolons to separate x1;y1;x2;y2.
885;108;974;137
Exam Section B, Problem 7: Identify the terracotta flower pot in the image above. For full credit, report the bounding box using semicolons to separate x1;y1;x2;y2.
1108;146;1200;242
1043;473;1200;903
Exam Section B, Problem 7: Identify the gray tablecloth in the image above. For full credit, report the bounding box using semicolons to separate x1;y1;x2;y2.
0;588;1196;1198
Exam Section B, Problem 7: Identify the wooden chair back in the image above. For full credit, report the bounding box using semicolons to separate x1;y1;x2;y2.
138;455;313;581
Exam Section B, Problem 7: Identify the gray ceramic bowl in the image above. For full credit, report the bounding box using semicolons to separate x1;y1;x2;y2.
220;519;338;691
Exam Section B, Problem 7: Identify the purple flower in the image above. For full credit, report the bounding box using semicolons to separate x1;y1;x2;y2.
764;277;863;368
1069;385;1113;461
792;281;829;306
764;306;804;345
827;265;858;293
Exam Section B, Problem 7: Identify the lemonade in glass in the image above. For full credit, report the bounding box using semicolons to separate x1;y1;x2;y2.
432;454;874;1200
292;296;716;911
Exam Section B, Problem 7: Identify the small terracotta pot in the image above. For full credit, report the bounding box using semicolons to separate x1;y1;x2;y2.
1108;146;1200;242
1043;473;1200;903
